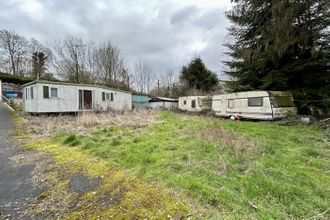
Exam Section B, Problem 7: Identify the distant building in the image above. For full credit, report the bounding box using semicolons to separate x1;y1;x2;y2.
22;80;132;113
149;97;178;109
132;94;150;109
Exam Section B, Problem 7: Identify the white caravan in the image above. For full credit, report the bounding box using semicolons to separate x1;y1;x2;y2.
23;80;132;113
212;91;297;120
179;96;212;112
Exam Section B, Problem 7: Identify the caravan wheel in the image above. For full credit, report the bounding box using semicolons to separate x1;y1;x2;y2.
229;115;236;120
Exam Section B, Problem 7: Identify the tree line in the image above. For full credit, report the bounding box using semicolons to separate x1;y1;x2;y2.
225;0;329;115
0;29;220;96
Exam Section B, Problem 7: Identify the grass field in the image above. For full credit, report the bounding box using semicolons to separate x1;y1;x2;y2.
54;112;329;218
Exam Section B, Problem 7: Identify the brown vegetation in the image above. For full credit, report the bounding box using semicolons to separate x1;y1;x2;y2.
25;109;158;137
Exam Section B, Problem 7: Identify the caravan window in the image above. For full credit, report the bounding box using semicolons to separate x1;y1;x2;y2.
270;96;295;107
102;92;105;101
183;100;186;105
228;100;234;108
106;93;110;100
191;100;196;108
30;87;34;99
111;93;114;101
43;86;49;98
51;88;58;97
248;97;263;106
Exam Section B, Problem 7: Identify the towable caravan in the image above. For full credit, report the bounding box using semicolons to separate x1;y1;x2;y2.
179;96;212;112
212;91;297;120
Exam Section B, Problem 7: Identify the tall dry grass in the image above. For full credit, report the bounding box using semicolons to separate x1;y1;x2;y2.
26;109;158;137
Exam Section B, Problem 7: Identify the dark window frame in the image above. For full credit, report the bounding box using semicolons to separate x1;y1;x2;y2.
30;87;34;99
228;100;234;109
183;100;186;105
102;92;105;101
50;87;58;98
43;86;49;98
110;93;114;101
191;99;196;108
248;97;263;107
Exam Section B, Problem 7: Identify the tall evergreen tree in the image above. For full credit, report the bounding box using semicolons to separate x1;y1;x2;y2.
225;0;330;114
180;57;219;92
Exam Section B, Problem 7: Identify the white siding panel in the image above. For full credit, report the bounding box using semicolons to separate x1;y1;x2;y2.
23;82;132;113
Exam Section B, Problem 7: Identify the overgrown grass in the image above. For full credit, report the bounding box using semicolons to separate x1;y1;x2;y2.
55;112;329;218
15;110;187;218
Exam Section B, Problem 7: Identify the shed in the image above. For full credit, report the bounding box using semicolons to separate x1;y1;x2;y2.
22;80;132;113
149;97;178;109
179;96;212;112
132;94;150;109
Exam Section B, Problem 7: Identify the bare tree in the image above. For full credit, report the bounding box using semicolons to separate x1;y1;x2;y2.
95;41;129;87
52;36;90;83
160;70;178;96
0;29;29;76
51;37;130;88
133;61;156;94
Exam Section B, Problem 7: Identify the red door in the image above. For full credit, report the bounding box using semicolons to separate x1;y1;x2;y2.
79;90;92;110
83;90;92;109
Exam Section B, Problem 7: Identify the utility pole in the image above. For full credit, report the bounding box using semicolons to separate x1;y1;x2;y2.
157;79;160;96
75;51;79;83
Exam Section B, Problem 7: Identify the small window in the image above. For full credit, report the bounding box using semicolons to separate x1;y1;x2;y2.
191;100;196;108
25;88;28;99
183;100;186;105
43;86;49;98
228;100;234;108
248;97;263;106
51;88;58;97
106;93;110;100
110;93;114;101
30;87;34;99
102;92;105;101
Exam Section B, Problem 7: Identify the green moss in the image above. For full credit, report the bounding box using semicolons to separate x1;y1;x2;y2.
10;111;188;219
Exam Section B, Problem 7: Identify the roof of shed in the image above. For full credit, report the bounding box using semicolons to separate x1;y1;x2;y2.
22;80;132;94
150;97;178;102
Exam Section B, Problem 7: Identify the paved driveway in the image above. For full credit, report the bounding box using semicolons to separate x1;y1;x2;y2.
0;104;41;219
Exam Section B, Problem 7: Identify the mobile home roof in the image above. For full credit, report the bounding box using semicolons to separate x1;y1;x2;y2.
22;80;132;94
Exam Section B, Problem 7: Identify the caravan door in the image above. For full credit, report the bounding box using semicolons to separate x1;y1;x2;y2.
212;95;226;116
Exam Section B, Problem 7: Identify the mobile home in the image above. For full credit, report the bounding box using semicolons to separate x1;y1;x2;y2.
179;96;212;112
212;91;297;120
23;81;132;113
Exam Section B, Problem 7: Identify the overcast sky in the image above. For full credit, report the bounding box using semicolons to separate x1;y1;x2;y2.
0;0;232;78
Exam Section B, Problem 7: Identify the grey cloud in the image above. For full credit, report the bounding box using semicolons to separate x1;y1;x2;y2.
170;6;200;26
0;0;231;78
